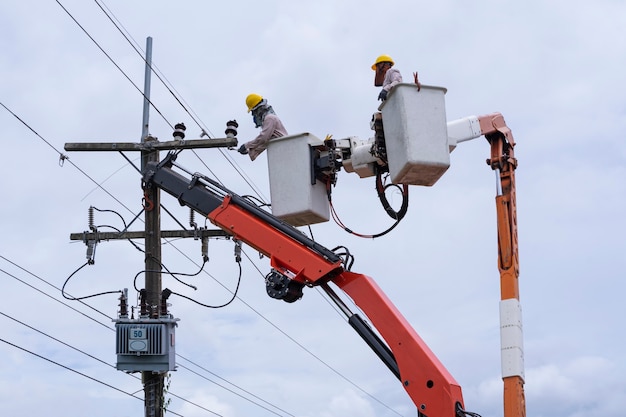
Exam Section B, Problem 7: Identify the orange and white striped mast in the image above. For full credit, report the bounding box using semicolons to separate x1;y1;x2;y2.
449;113;526;417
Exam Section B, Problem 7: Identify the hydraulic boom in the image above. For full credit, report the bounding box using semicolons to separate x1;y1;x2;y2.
448;112;525;417
143;152;467;417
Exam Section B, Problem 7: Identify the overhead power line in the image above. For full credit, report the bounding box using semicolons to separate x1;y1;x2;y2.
6;3;401;415
1;97;399;415
91;0;269;201
0;100;137;216
0;256;286;416
3;79;397;417
55;0;173;129
0;337;147;405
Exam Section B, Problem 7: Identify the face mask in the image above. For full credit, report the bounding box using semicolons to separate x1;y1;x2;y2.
252;112;262;128
374;64;387;87
252;107;267;128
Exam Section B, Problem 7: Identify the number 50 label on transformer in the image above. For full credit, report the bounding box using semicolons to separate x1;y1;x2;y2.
129;327;148;352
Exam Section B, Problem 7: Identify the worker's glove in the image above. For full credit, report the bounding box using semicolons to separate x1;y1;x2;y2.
237;144;248;155
377;89;388;101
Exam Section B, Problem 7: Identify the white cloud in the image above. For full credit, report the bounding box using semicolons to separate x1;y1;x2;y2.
317;389;377;417
468;356;626;417
1;1;625;416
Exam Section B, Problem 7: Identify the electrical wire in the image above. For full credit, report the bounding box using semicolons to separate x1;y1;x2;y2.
327;172;409;239
168;261;242;309
4;276;270;417
3;91;401;417
2;92;305;415
0;261;112;329
92;206;130;230
223;252;402;416
0;337;145;403
456;402;483;417
60;259;123;301
81;155;141;201
0;257;269;417
5;5;405;413
0;335;187;417
327;245;354;271
55;0;173;129
176;354;296;417
0;101;138;218
375;168;409;221
92;0;270;203
131;258;206;293
176;362;288;417
0;310;118;371
160;258;205;289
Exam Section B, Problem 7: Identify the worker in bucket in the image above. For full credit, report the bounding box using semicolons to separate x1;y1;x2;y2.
372;54;421;101
372;54;402;101
237;93;288;161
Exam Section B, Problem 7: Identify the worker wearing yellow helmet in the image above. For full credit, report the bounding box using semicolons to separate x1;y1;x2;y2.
372;54;402;101
238;94;288;161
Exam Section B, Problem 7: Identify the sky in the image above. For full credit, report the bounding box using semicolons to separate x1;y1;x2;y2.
1;1;625;416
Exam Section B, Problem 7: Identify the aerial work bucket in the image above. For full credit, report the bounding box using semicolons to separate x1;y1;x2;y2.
266;132;330;226
379;84;450;186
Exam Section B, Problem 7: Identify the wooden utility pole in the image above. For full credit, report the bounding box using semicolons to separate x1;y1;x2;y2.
65;37;236;417
140;37;164;417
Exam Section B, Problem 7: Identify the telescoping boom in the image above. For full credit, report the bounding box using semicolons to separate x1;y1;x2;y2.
143;152;470;417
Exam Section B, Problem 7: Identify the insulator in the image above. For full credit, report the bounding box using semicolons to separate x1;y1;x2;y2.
225;119;238;138
173;122;186;139
139;289;149;317
234;239;242;263
201;236;209;262
86;240;96;264
119;288;128;318
189;208;196;228
88;206;95;231
160;288;172;317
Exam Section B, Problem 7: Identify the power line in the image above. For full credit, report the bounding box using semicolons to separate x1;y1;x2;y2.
2;45;286;417
92;0;269;202
176;354;296;417
0;100;138;217
55;0;173;130
1;97;397;416
0;309;227;417
0;310;117;371
0;256;284;416
176;362;291;417
0;260;225;416
55;0;271;275
0;337;149;407
6;5;399;414
0;258;113;328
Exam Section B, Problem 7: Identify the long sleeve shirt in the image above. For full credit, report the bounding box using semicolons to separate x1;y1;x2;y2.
382;67;403;92
244;113;288;161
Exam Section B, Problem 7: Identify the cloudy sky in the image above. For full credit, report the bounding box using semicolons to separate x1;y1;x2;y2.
1;1;625;416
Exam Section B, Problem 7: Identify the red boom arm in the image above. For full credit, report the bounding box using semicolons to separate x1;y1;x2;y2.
334;271;464;416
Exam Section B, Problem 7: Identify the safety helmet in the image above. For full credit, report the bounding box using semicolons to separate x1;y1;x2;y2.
371;55;394;70
246;93;263;112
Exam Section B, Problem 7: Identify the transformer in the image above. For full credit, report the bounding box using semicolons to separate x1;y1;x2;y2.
114;317;179;372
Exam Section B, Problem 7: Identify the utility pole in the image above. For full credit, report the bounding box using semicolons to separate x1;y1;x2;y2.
65;37;237;417
140;36;165;417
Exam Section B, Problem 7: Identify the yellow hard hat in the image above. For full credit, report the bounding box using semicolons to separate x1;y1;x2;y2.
372;55;394;70
246;93;263;112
